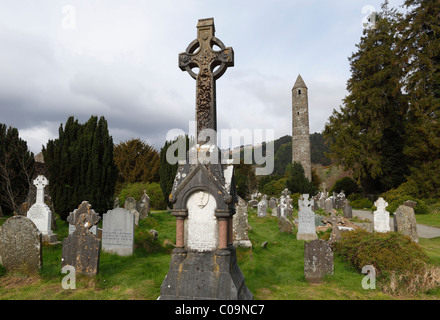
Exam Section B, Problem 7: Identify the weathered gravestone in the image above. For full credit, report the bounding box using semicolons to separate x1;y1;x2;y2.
102;208;135;256
304;239;334;283
323;210;343;244
26;175;58;244
279;216;294;234
67;201;100;236
248;199;258;209
233;197;252;248
137;190;150;219
159;18;252;300
257;198;267;217
0;216;42;274
343;202;353;219
393;205;419;243
268;197;277;210
324;198;333;214
297;194;318;241
61;202;101;276
373;197;390;233
125;197;140;226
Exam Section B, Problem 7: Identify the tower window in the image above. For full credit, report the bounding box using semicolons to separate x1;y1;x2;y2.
297;112;300;116
298;89;301;95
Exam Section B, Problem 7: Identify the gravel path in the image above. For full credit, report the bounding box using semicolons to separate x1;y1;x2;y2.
352;209;440;239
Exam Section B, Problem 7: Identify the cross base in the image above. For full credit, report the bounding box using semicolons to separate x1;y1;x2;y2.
159;246;253;300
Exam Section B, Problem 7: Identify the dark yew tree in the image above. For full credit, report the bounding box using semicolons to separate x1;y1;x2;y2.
43;116;118;219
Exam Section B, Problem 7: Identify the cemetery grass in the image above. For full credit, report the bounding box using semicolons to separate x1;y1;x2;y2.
1;210;440;300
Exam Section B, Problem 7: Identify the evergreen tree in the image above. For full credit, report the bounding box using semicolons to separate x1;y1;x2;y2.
285;162;317;195
0;124;34;215
234;160;257;199
324;2;408;193
114;138;160;184
43;116;118;219
159;135;192;209
399;0;440;198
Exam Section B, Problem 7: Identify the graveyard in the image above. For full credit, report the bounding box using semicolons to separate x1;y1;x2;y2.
0;201;439;300
0;1;439;305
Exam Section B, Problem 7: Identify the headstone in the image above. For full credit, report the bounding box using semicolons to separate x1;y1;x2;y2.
297;194;318;241
278;216;293;233
233;197;252;248
319;193;326;209
137;190;150;219
373;197;390;233
268;197;277;210
285;197;293;219
0;216;42;274
324;198;333;214
102;208;135;256
248;199;258;209
124;197;140;226
304;239;334;283
393;205;419;243
61;221;101;276
160;18;252;300
257;198;267;217
343;203;353;219
323;210;343;244
26;175;58;244
67;201;101;236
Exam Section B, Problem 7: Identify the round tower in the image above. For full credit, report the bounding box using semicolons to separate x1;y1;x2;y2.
292;74;312;181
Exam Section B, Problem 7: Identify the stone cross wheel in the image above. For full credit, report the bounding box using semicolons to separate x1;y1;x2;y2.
178;18;234;143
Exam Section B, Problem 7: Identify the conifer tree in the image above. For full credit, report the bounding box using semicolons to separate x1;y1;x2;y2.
0;124;34;215
324;2;408;193
43;116;118;219
114;138;160;184
399;0;440;198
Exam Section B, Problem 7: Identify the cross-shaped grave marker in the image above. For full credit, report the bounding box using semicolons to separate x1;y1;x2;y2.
179;17;234;145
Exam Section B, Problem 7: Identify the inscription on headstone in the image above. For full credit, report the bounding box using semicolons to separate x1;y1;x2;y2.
102;208;135;256
185;191;218;251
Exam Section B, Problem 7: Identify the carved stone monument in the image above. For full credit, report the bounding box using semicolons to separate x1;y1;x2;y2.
61;202;101;276
233;197;252;248
373;197;390;233
304;239;334;283
160;18;252;300
297;194;318;241
26;175;58;244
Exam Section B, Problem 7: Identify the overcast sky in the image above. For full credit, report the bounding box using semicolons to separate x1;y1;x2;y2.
0;0;405;154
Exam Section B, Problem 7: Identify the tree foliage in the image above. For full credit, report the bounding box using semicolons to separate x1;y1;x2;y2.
42;116;118;219
234;160;257;199
114;138;160;184
399;0;440;198
285;161;317;195
324;3;410;194
0;124;34;215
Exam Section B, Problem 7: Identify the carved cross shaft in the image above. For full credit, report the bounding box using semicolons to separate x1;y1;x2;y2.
179;18;234;144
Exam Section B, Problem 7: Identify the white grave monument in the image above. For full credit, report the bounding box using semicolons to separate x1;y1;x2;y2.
297;194;318;241
27;175;58;243
373;197;390;233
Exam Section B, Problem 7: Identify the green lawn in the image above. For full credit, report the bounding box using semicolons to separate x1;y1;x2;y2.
0;209;439;300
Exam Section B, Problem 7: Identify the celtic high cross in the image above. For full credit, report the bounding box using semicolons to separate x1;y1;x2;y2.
179;18;234;145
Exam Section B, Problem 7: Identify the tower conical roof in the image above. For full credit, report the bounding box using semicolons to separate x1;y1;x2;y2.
292;74;307;89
